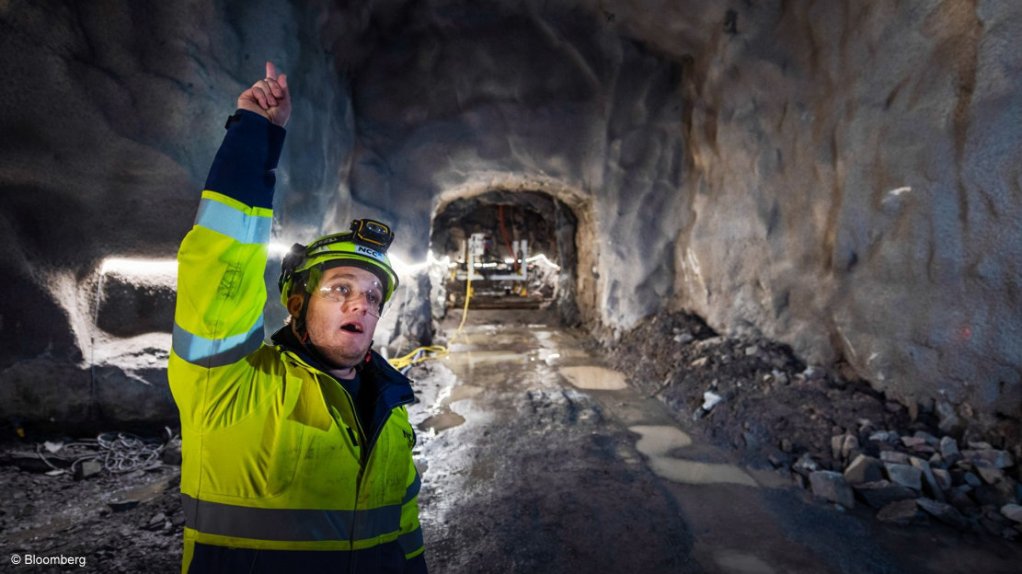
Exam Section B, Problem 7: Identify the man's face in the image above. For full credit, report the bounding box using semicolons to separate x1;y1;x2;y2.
291;266;383;369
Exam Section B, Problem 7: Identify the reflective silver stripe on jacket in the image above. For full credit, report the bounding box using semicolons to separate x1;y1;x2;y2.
172;320;264;368
195;197;271;244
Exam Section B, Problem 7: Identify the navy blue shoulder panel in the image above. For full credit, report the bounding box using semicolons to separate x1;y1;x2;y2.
188;540;416;573
405;552;428;574
204;109;286;209
367;350;413;393
365;351;415;410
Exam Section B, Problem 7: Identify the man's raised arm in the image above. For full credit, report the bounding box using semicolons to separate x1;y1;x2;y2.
169;63;290;422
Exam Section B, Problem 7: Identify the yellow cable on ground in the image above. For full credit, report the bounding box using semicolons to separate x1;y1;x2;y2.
387;262;474;372
451;268;473;342
388;345;450;370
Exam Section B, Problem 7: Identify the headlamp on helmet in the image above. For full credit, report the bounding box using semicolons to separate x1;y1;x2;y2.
351;219;394;251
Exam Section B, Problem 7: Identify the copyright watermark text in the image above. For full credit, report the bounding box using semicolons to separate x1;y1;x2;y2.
10;553;87;568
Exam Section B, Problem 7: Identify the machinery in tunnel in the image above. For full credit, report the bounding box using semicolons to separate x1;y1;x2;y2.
454;230;537;299
429;190;579;319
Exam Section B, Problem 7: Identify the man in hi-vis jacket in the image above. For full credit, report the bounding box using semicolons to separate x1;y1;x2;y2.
169;62;427;573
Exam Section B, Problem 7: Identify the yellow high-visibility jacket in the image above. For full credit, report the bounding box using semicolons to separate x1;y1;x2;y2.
169;110;426;573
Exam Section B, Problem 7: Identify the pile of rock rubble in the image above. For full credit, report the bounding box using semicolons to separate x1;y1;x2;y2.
795;428;1021;539
600;310;1022;541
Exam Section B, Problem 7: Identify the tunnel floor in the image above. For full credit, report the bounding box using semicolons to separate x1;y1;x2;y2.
2;310;1022;572
411;309;1022;574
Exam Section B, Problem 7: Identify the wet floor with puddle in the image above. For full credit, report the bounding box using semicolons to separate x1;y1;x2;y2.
406;309;1022;574
558;365;629;390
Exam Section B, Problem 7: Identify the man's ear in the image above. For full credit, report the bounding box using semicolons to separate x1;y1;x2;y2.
286;294;304;318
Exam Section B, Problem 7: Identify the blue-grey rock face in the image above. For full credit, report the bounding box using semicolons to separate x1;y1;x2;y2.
0;0;1019;427
0;0;346;424
653;2;1022;416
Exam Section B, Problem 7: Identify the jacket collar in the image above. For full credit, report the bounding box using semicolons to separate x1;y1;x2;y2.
270;324;414;410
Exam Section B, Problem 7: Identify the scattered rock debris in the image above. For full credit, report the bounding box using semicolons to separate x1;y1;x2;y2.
599;311;1022;541
0;430;183;572
3;308;1021;573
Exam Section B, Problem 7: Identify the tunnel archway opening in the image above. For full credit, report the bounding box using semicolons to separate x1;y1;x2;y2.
429;188;586;327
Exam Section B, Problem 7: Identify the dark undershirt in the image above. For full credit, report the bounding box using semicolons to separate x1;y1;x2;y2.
329;368;361;403
329;369;378;442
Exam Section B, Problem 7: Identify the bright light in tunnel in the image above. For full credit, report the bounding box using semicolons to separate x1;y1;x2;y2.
390;251;451;276
269;242;291;256
102;243;293;278
526;254;561;270
388;254;417;275
99;257;178;277
96;250;555;280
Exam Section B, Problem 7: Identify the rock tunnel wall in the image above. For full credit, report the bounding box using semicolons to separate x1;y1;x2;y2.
0;0;349;425
0;0;1019;427
663;2;1022;417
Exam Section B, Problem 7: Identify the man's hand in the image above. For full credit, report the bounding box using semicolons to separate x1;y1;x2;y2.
237;61;291;127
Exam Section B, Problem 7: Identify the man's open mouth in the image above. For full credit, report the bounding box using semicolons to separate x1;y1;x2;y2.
340;322;364;333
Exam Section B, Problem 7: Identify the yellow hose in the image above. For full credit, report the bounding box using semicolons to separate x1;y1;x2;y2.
452;268;473;342
388;345;450;370
387;262;474;371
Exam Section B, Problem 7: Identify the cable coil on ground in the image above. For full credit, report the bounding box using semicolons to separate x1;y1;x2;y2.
34;428;177;476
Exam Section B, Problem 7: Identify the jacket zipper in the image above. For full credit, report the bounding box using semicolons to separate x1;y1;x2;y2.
348;384;414;574
281;347;413;573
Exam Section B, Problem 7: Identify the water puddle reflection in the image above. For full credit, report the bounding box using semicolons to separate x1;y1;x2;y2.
630;425;692;454
419;411;466;433
559;366;629;390
416;383;483;434
448;384;483;404
443;351;529;380
630;425;757;487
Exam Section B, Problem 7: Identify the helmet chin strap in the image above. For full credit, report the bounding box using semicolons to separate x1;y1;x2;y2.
294;293;310;344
